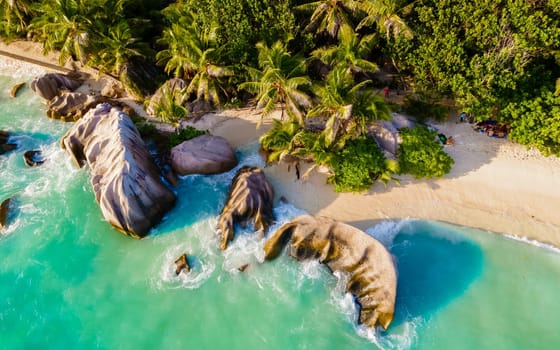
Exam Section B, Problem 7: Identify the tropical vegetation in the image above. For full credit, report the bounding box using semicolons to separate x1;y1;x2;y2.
0;0;558;191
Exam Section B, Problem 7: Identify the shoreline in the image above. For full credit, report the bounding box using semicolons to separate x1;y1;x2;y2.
2;41;560;247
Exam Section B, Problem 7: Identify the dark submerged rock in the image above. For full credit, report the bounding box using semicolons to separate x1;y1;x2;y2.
23;150;45;167
174;253;191;275
0;197;11;230
217;166;275;250
60;103;176;238
264;214;397;330
0;130;17;155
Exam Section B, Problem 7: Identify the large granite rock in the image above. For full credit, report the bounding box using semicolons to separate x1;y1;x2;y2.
264;215;397;330
30;73;83;101
47;92;104;121
60;103;176;238
217;166;274;250
146;78;187;116
170;134;238;176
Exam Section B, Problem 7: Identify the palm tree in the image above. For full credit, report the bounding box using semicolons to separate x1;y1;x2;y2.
296;0;360;38
91;20;151;76
308;66;391;146
311;25;378;75
0;0;32;36
239;40;312;125
156;13;232;107
356;0;412;39
29;0;93;65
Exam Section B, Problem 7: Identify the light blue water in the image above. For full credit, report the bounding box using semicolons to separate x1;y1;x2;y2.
1;72;560;349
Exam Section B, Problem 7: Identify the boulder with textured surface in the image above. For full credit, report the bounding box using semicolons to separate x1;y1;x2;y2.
30;73;83;101
47;92;104;121
217;166;274;250
60;103;176;238
170;134;238;176
264;214;397;330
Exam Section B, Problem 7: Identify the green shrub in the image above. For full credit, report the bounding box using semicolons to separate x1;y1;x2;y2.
397;126;454;178
327;137;396;193
168;126;208;148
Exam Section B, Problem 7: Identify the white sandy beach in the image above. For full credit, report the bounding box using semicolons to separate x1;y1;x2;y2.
2;39;560;247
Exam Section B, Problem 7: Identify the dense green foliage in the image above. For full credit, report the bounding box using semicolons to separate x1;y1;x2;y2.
181;0;297;69
168;125;208;148
327;136;397;192
503;90;560;156
11;0;560;190
389;0;560;154
397;126;454;179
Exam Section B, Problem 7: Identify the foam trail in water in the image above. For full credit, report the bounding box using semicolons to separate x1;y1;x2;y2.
504;233;560;254
365;219;415;248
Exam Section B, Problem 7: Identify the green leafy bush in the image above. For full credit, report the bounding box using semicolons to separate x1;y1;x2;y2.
397;126;454;179
327;137;396;193
168;126;208;148
503;91;560;156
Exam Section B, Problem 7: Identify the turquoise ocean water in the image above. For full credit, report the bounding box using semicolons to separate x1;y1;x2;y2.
1;71;560;349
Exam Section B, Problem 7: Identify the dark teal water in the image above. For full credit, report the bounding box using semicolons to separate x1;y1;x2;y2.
2;71;560;349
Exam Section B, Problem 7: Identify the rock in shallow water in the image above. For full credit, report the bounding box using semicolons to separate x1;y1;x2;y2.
217;166;274;250
23;150;45;167
60;103;176;238
264;214;397;330
174;253;191;275
0;197;11;230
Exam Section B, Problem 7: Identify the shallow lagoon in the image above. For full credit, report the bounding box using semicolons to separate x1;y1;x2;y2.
1;74;559;349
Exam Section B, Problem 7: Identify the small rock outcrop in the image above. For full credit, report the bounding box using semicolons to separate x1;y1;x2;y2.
60;103;176;238
10;82;25;98
170;134;238;176
217;166;274;250
0;197;11;230
47;92;104;121
264;215;397;330
23;150;45;167
174;253;191;275
0;130;17;155
30;73;83;101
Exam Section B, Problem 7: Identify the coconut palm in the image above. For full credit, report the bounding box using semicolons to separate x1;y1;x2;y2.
356;0;412;39
0;0;32;36
308;66;391;146
311;25;378;75
239;40;312;125
29;0;93;65
91;20;151;76
296;0;360;38
156;14;232;107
